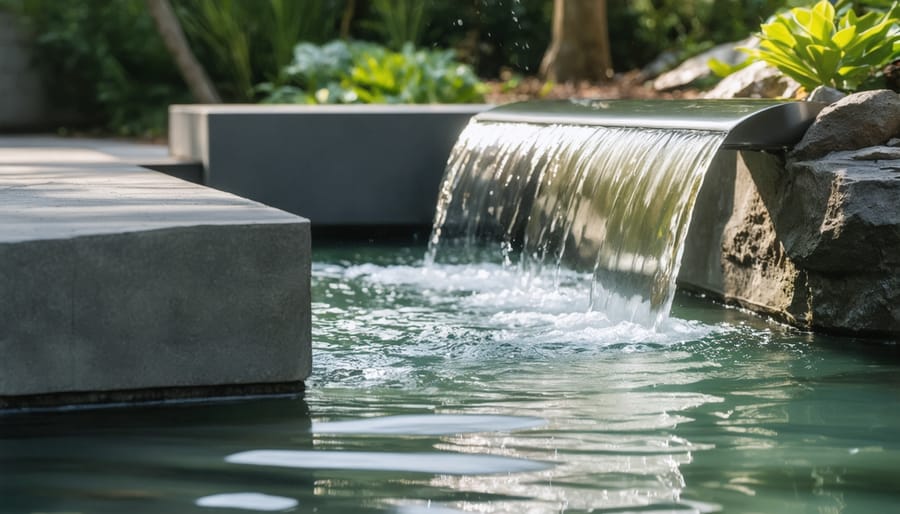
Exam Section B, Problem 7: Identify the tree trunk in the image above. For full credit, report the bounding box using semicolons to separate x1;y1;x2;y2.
146;0;221;103
540;0;613;83
340;0;356;39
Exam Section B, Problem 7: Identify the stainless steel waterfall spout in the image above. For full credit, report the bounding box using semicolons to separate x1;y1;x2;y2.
474;99;826;150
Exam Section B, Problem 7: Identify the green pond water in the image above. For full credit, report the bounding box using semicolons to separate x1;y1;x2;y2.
2;243;899;514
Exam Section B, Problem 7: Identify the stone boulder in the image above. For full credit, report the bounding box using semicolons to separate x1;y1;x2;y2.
791;90;900;161
703;61;801;99
805;86;846;105
653;37;756;91
681;146;900;337
780;148;900;334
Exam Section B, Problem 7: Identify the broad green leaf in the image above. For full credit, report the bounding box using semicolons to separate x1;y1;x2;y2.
709;58;736;77
792;8;812;28
808;0;835;41
761;20;797;46
854;43;897;66
839;8;856;30
832;25;857;49
838;64;872;87
805;44;841;80
756;50;823;87
845;21;894;57
853;11;882;32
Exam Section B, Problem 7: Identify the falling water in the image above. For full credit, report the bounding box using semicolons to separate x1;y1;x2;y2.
427;120;725;327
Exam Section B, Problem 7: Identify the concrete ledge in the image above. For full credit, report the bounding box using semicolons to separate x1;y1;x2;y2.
169;104;490;226
0;137;311;405
0;381;305;411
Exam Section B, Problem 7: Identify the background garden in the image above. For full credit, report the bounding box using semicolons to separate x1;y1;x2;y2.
1;0;897;137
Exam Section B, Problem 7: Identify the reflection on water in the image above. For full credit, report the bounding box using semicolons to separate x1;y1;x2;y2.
313;414;546;435
2;244;900;513
227;450;552;475
195;492;298;511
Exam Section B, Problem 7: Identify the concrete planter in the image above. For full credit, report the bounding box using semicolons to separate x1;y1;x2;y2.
169;104;490;227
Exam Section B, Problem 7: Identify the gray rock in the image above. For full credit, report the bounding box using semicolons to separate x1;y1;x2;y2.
680;148;900;336
847;146;900;161
791;89;900;161
806;86;846;104
653;37;756;91
702;61;801;99
780;154;900;334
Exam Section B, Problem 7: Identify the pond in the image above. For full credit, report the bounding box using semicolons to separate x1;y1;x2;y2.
2;242;899;514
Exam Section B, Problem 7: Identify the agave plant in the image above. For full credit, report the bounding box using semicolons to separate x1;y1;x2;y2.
742;0;899;92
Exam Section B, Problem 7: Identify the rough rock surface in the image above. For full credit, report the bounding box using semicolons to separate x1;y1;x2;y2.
703;61;801;99
685;147;900;337
805;86;846;105
791;90;900;161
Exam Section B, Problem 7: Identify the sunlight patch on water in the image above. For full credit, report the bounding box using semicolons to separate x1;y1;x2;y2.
226;450;552;475
195;492;298;511
313;414;546;435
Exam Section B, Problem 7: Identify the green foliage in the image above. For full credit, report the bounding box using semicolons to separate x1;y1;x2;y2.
608;0;794;70
259;40;486;104
363;0;429;50
3;0;188;137
3;0;343;134
178;0;341;101
743;0;900;91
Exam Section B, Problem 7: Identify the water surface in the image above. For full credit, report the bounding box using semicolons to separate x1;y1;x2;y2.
2;243;899;514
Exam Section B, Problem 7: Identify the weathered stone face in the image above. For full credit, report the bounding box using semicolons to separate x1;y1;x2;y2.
679;89;900;336
781;149;900;334
680;146;900;337
790;90;900;161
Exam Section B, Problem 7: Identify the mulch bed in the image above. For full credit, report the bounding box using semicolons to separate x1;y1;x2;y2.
483;71;701;104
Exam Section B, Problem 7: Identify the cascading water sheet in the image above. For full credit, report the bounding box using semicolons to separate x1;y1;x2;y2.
427;120;726;327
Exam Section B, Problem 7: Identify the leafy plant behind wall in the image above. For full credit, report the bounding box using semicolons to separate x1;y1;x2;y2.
258;40;485;105
4;0;189;136
177;0;341;101
742;0;899;91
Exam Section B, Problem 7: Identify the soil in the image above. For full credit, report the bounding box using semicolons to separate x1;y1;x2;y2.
483;70;702;104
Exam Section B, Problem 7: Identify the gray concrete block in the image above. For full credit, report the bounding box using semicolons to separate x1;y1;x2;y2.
169;104;489;226
0;137;311;405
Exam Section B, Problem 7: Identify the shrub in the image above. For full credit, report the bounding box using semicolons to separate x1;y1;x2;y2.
178;0;342;101
258;40;486;104
3;0;187;136
742;0;899;91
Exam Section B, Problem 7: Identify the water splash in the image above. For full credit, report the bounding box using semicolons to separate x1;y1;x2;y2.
427;121;725;327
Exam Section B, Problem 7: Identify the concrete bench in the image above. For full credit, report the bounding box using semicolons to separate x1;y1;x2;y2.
0;136;310;409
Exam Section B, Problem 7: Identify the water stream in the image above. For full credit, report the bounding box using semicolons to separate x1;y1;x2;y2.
427;121;724;326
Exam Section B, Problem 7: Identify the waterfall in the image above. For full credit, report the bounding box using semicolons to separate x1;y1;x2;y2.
426;120;725;327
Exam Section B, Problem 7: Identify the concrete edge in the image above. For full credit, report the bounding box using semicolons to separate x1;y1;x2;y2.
0;381;305;412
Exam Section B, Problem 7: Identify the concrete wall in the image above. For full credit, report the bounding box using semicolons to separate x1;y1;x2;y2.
169;104;490;226
0;10;46;130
